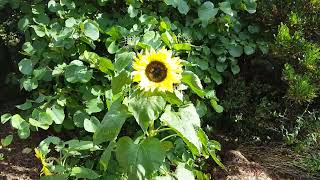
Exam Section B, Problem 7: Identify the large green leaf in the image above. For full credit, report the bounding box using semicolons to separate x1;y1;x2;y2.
11;114;30;139
116;137;166;179
46;103;65;124
181;71;205;97
111;70;131;94
114;52;135;72
175;163;195;180
127;94;166;133
164;0;190;15
83;21;100;41
99;141;116;171
93;99;131;144
219;2;233;16
71;167;100;179
64;60;92;83
160;104;202;155
244;0;257;14
18;58;33;75
82;51;114;73
85;96;104;114
198;1;218;26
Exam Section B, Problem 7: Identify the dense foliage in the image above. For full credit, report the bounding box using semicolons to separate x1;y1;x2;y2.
2;0;320;178
0;0;263;179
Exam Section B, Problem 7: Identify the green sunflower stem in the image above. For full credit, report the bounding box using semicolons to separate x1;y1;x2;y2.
148;120;155;137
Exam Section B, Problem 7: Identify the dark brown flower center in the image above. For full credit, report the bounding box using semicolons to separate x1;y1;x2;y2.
145;61;167;82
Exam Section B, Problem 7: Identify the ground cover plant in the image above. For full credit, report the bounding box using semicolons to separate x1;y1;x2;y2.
0;0;265;179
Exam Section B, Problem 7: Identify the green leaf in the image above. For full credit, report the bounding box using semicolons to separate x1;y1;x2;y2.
160;104;202;155
181;71;205;97
111;70;131;94
22;42;34;55
34;14;50;25
82;51;114;73
46;103;65;124
1;135;13;147
175;163;195;180
31;25;46;37
114;52;135;72
18;17;30;31
244;45;255;55
216;62;228;73
18;58;33;75
71;167;100;179
64;60;93;83
84;116;100;133
11;114;25;129
11;115;30;139
116;137;166;178
85;96;104;114
107;41;118;54
219;2;233;16
65;17;76;28
161;31;173;47
73;110;90;128
177;0;189;15
99;141;116;171
128;5;138;18
33;67;52;81
173;43;191;51
16;100;32;110
244;0;257;14
60;0;75;9
228;44;243;57
1;113;11;124
22;77;38;91
196;100;207;118
165;0;190;15
198;1;218;26
210;99;224;113
32;109;53;126
93;99;131;144
29;118;50;130
66;140;94;151
231;64;240;75
127;94;166;133
83;21;99;41
18;126;30;139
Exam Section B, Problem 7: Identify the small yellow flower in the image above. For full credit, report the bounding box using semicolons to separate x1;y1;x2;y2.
35;148;52;176
132;47;183;92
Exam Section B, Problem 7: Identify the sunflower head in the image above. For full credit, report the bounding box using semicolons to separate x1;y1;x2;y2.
132;48;183;92
35;148;53;176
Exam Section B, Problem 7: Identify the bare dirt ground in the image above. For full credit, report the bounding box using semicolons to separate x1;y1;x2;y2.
0;98;41;180
0;123;41;180
213;141;320;180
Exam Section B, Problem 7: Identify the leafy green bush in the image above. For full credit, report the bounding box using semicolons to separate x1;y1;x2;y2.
258;0;320;103
0;0;263;179
276;23;320;102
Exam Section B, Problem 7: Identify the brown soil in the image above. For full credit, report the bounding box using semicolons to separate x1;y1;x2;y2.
212;141;320;180
0;97;41;180
0;123;41;180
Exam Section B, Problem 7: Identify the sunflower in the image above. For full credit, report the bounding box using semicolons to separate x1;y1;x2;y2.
35;148;53;176
132;47;183;92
